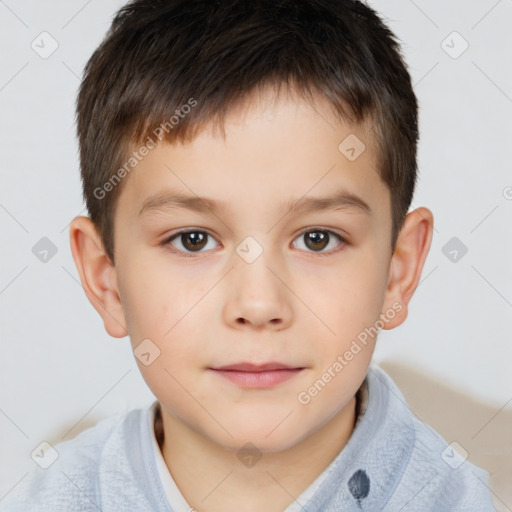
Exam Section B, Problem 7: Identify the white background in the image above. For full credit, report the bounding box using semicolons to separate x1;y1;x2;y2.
0;0;511;509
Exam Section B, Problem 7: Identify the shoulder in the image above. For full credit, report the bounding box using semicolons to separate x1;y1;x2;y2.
367;366;495;511
402;413;495;510
0;406;155;512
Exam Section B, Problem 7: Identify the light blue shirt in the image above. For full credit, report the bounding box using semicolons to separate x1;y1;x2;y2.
0;365;496;511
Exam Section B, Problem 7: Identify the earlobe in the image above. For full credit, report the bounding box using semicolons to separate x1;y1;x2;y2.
69;216;128;338
381;207;434;330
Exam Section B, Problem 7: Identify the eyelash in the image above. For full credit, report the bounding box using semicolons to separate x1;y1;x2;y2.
161;228;348;258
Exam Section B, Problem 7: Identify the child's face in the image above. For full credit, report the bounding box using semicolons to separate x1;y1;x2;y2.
86;88;412;452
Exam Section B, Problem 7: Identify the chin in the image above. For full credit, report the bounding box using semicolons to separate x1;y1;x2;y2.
209;422;306;455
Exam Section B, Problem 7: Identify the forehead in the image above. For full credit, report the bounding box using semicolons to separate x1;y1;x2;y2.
116;87;389;228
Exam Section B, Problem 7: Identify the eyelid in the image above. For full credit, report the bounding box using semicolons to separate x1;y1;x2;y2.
295;225;347;240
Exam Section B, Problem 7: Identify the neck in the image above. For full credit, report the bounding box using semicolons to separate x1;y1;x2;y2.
155;394;358;512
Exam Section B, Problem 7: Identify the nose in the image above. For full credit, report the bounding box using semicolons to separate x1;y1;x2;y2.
222;246;293;331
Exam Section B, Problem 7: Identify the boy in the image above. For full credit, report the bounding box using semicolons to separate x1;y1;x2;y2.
1;0;496;510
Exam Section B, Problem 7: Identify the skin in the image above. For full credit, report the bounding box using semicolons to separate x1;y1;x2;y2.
70;86;433;512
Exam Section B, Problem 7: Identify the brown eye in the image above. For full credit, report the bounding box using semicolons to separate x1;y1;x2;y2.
180;232;207;251
167;230;218;254
292;229;345;254
304;231;329;251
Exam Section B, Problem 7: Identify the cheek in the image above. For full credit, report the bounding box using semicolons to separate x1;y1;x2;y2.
123;272;205;405
118;259;213;378
117;256;189;339
312;254;388;351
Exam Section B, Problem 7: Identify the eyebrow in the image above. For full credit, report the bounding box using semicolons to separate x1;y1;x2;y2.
138;189;372;218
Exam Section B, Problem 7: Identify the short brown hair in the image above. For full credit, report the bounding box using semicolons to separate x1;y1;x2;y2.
76;0;419;263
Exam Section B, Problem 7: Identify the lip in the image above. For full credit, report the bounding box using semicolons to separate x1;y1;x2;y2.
213;362;299;372
210;362;305;389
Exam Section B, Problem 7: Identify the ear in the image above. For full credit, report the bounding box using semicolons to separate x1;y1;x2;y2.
381;207;434;330
69;216;128;338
